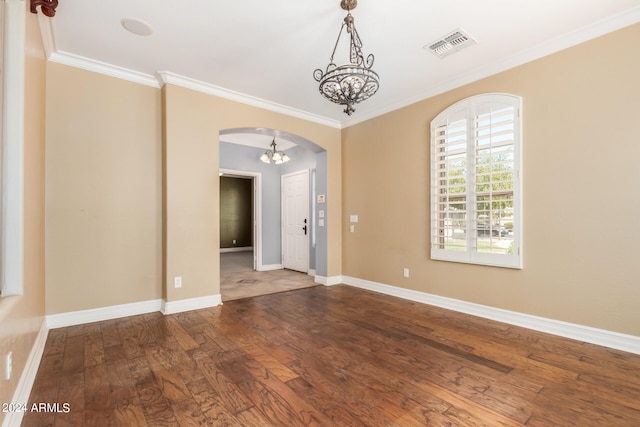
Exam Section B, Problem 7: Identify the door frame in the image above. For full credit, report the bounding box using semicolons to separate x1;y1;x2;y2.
219;169;262;271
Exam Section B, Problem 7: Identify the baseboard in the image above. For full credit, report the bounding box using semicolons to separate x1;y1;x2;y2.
257;264;283;272
3;320;49;427
45;294;225;328
342;276;640;355
308;269;316;277
46;299;163;329
315;275;344;286
161;294;222;315
220;247;253;253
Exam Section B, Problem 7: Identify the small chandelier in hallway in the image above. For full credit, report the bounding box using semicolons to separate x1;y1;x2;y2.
313;0;379;116
260;138;290;164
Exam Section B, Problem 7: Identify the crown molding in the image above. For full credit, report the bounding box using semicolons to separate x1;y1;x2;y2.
36;15;160;87
49;50;161;88
34;5;639;129
341;5;640;128
156;71;341;129
36;53;341;128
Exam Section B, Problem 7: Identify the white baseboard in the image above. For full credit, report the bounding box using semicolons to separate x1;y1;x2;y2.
46;299;163;329
46;294;224;328
161;294;222;315
342;275;640;355
315;275;344;286
3;320;49;427
258;264;283;272
308;269;316;277
220;247;253;253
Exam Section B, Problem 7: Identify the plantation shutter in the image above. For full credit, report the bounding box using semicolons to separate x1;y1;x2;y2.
473;104;516;255
432;117;468;252
431;93;522;269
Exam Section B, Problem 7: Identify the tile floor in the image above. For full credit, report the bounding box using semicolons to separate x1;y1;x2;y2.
220;251;317;301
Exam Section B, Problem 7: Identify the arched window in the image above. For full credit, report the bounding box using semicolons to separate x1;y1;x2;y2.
430;93;522;268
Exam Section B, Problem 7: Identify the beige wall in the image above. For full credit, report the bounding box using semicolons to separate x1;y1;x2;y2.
45;63;163;314
3;10;634;425
44;66;342;311
0;4;46;421
162;84;342;302
162;84;219;301
342;23;640;336
6;20;635;422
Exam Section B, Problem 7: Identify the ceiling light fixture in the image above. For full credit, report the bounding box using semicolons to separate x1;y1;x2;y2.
260;138;290;165
314;0;379;116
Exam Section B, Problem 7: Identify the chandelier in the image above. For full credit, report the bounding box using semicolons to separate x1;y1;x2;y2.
314;0;379;116
260;138;290;164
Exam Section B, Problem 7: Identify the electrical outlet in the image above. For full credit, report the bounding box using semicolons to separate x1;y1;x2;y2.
403;268;410;278
5;352;12;380
174;276;182;288
233;239;236;244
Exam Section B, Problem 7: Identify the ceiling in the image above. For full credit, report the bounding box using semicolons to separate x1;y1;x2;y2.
43;0;640;129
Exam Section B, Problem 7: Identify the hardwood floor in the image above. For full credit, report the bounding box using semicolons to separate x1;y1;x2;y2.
24;285;640;426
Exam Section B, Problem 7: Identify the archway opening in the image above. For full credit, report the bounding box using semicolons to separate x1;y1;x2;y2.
218;128;328;300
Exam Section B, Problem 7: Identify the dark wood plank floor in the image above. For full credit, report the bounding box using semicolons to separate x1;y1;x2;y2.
24;285;640;426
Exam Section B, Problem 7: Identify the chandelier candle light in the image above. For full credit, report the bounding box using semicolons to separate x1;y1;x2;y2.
314;0;379;116
260;138;290;164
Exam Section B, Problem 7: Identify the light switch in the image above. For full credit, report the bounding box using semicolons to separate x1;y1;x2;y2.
319;210;325;218
350;224;355;232
319;219;325;227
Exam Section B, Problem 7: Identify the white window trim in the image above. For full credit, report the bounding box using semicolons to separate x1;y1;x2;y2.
1;0;25;297
430;93;522;269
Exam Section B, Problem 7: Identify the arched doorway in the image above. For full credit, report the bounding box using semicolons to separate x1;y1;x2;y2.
219;128;328;300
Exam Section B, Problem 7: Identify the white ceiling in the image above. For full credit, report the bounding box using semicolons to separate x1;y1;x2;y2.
43;0;640;130
219;128;300;152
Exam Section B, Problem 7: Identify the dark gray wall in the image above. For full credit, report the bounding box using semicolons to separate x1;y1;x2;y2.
220;176;253;248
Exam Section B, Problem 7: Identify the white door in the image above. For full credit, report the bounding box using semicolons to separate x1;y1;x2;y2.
282;170;309;273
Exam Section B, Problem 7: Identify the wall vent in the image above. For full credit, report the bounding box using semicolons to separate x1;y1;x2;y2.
425;28;477;58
